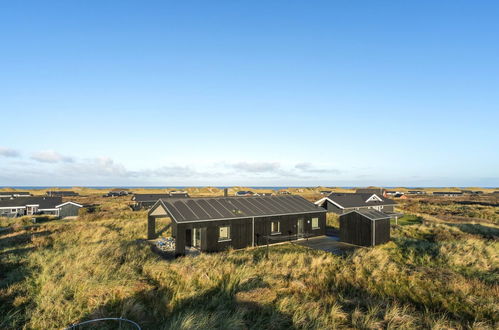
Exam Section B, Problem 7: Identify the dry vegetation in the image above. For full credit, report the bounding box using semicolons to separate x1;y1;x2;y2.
1;189;498;329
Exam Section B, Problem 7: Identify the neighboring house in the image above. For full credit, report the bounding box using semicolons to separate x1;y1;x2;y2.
0;197;82;218
433;192;463;197
0;191;32;199
355;188;385;196
407;190;425;195
46;191;79;197
132;193;190;210
320;190;332;195
169;191;189;198
235;191;255;197
315;193;397;215
339;209;391;246
383;190;404;197
393;193;408;199
256;192;274;196
148;195;327;255
104;190;130;197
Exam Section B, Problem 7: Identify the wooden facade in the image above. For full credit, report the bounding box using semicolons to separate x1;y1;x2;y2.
147;195;327;255
339;210;390;246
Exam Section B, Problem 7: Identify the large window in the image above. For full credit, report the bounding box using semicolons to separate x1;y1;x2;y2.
218;226;231;241
271;221;280;234
312;217;320;229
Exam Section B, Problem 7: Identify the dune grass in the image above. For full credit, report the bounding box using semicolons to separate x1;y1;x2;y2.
1;199;498;329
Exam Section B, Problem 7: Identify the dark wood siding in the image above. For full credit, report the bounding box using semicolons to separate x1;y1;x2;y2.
339;212;390;246
374;219;390;245
173;211;326;254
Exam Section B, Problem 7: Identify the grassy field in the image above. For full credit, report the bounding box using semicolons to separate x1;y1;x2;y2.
1;192;498;329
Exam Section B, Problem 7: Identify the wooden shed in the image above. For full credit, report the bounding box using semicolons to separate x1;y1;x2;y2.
147;195;327;255
339;209;390;246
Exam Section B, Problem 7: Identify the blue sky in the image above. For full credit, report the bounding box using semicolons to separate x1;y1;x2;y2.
1;1;498;187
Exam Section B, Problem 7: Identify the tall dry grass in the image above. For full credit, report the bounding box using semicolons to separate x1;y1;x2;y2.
1;198;498;329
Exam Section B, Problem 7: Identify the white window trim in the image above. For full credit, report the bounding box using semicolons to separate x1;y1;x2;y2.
311;217;320;230
366;194;383;203
270;221;281;235
218;225;231;242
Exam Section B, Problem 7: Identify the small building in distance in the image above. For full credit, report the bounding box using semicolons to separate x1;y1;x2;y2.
355;188;385;195
433;191;463;197
132;192;190;210
169;191;189;198
103;190;130;197
147;195;326;255
0;191;32;200
46;191;79;197
235;191;255;197
340;209;390;246
256;192;274;197
407;190;425;195
320;190;333;195
0;197;82;218
315;193;396;215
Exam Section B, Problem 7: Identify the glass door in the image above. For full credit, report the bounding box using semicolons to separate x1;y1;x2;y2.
192;228;201;249
297;218;304;237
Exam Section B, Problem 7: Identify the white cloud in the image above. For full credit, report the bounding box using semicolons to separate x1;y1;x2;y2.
230;162;282;173
295;162;341;174
0;147;20;158
31;150;74;163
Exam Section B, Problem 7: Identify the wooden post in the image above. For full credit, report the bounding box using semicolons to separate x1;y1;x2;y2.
266;236;269;259
147;216;156;240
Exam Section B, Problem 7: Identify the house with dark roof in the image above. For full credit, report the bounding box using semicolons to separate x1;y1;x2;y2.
235;191;255;197
0;197;82;218
132;192;190;210
408;190;425;195
46;191;79;197
147;195;326;255
433;191;463;197
355;188;385;195
315;193;396;215
0;191;32;199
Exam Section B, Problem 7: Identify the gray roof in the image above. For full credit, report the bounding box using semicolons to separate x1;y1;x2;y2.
0;191;31;196
133;193;189;202
156;195;325;223
342;209;391;220
46;191;79;196
0;196;63;209
323;193;396;208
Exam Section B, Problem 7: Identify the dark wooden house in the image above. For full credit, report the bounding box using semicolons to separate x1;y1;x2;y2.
147;195;326;255
432;191;463;196
315;193;396;215
46;191;79;197
132;192;190;210
0;191;32;199
339;209;390;246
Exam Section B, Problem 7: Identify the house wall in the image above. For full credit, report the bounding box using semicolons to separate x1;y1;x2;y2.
340;213;372;246
0;208;25;218
339;212;390;246
58;204;81;218
324;201;344;214
374;219;390;245
174;211;326;254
